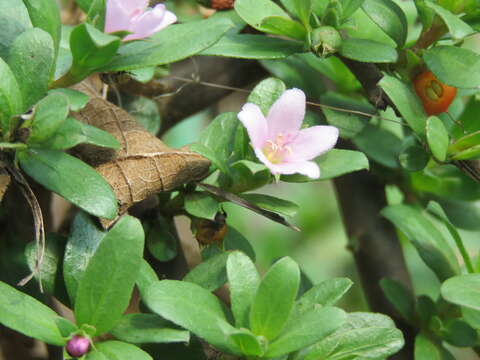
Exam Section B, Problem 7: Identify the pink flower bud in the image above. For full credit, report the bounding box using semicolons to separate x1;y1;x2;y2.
66;335;90;358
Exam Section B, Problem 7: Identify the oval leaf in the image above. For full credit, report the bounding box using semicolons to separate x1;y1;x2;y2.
339;38;398;63
234;0;290;31
92;341;152;360
441;274;480;311
426;116;449;162
0;58;23;138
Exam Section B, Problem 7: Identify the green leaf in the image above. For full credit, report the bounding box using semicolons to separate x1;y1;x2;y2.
340;0;365;20
294;0;312;27
40;116;120;150
227;252;260;328
75;0;95;12
18;149;117;219
23;0;62;58
74;215;145;335
229;329;263;356
234;0;290;31
323;107;367;139
63;211;106;303
184;252;229;292
7;28;54;110
227;160;271;193
101;18;234;71
145;216;177;262
0;58;23;139
305;312;404;360
260;16;307;40
125;95;161;135
425;1;475;40
136;259;159;298
0;281;67;345
69;23;120;81
248;77;286;115
361;0;408;46
414;333;455;360
239;194;299;217
91;341;152;360
281;149;369;182
0;0;32;60
111;313;190;344
423;46;480;88
28;93;69;144
48;88;89;112
463;307;480;330
380;278;415;323
441;274;480;311
25;233;69;303
250;257;300;340
399;136;430;171
223;226;256;261
144;280;240;354
200;34;304;59
444;319;477;347
379;74;427;136
185;192;220;220
296;278;353;314
382;204;459;281
426;116;449;162
340;38;398;63
265;307;346;357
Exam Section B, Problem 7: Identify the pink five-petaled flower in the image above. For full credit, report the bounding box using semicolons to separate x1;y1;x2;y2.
238;88;339;179
105;0;177;41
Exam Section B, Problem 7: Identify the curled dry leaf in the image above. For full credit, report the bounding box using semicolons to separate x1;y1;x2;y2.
0;167;11;203
73;80;211;228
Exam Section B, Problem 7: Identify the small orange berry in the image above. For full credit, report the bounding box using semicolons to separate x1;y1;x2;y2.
414;71;457;115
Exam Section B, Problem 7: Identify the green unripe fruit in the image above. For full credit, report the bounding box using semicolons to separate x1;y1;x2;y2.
311;26;342;57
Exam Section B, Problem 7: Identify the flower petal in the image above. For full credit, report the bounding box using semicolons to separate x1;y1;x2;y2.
266;88;305;138
105;0;133;33
125;4;176;40
121;0;149;13
253;148;320;178
287;125;339;162
238;103;268;149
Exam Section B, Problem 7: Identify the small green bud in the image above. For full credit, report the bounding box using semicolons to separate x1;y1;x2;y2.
311;26;342;57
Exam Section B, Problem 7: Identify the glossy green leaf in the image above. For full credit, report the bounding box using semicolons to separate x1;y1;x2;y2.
379;74;427;136
323;107;367;139
0;58;23;139
282;149;369;182
414;333;455;360
398;136;430;171
69;23;120;81
227;252;260;328
7;28;54;110
463;308;480;330
449;130;480;153
234;0;290;31
40;116;120;150
185;192;220;220
450;145;480;160
441;274;480;311
144;280;240;354
74;215;145;335
227;160;271;193
200;34;304;59
248;77;286;115
382;204;459;281
111;313;189;344
63;211;106;303
136;259;159;298
340;0;365;19
260;16;306;40
28;93;69;144
184;252;229;292
75;0;94;12
250;257;300;340
0;281;67;345
425;1;475;39
48;88;89;112
23;0;62;57
426;116;449;162
423;46;480;88
339;38;397;63
305;312;404;360
125;95;161;135
294;0;312;26
266;307;346;357
0;0;32;60
239;194;299;217
229;329;263;356
101;18;233;71
444;319;477;347
223;227;256;261
18;149;117;219
296;278;353;314
380;278;415;323
145;216;177;262
92;341;152;360
361;0;408;46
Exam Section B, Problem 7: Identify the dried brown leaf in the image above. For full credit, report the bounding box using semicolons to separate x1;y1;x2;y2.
73;80;211;227
0;168;11;203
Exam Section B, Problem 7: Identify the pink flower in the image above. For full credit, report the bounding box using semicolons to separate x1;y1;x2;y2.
105;0;177;41
238;89;339;179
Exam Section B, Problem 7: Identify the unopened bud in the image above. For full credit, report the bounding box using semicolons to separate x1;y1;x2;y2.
311;26;342;57
66;335;90;358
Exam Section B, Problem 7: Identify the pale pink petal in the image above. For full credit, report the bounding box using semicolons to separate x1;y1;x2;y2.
270;160;320;178
121;0;148;13
105;0;132;33
253;147;276;174
287;125;339;162
238;103;269;149
266;88;306;138
125;4;176;40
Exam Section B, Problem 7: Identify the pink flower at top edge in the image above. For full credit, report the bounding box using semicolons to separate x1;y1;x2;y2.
105;0;177;41
237;88;339;179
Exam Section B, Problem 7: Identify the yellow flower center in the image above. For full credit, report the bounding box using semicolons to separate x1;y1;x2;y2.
262;133;293;164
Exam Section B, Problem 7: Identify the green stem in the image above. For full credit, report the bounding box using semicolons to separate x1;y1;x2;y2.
0;143;27;150
49;71;83;89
